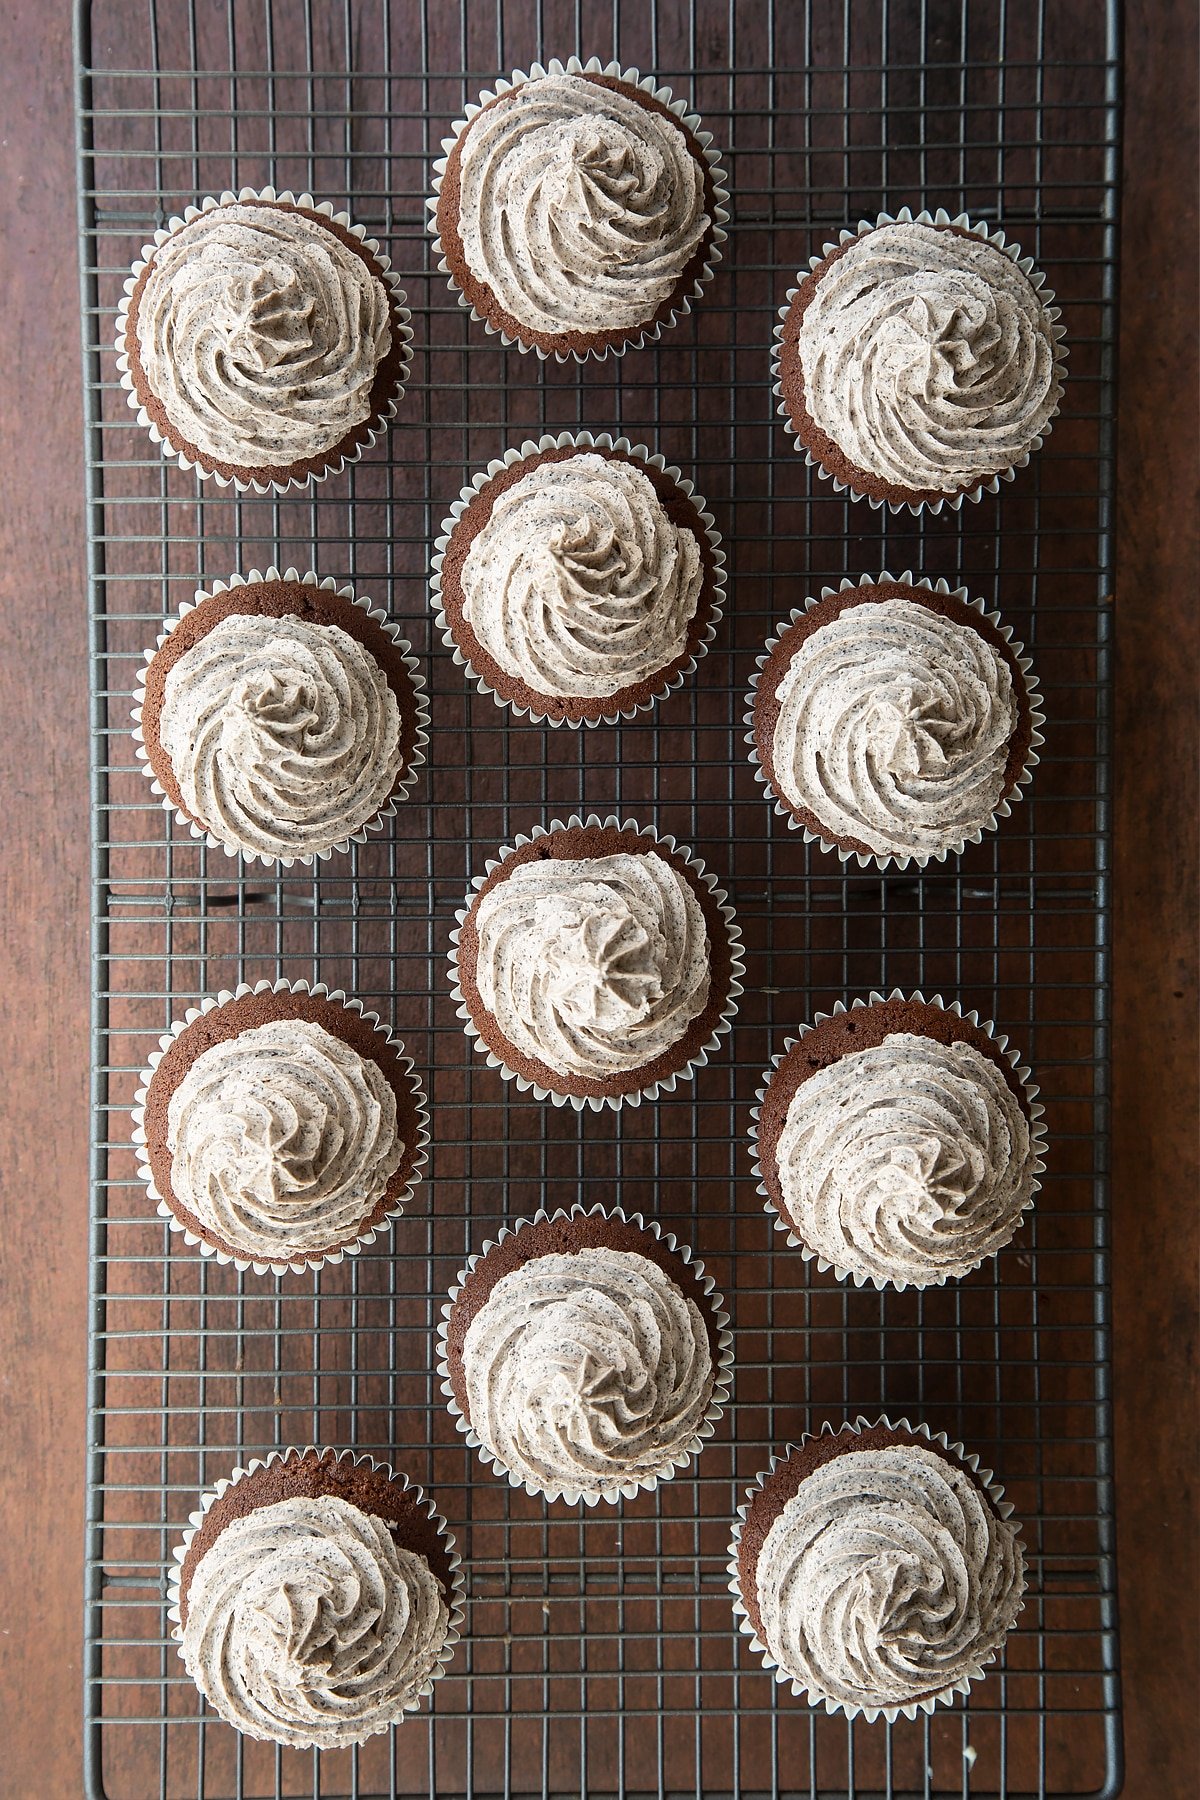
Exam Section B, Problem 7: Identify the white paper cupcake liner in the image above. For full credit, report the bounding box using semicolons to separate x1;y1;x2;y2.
115;186;414;495
426;57;730;363
167;1445;465;1737
131;566;431;869
727;1414;1028;1722
744;570;1045;871
771;206;1069;515
132;978;431;1276
748;988;1047;1291
436;1202;735;1505
431;431;727;727
447;813;745;1111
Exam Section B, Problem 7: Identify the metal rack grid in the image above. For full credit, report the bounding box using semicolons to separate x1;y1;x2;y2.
76;1;1122;1795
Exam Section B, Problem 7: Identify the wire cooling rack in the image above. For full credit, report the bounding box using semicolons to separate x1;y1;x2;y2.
76;1;1123;1796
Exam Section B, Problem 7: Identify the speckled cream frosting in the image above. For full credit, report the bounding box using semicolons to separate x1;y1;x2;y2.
157;610;402;862
755;1442;1025;1711
772;1032;1035;1287
459;452;703;699
166;1017;404;1263
471;850;711;1079
134;202;393;469
455;72;710;336
797;221;1062;493
770;597;1018;858
180;1493;450;1747
460;1245;715;1496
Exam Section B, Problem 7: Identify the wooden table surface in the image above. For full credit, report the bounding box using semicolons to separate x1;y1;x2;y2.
0;4;1195;1797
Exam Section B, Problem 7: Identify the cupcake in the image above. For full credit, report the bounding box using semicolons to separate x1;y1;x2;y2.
749;991;1045;1291
432;433;726;725
116;186;413;492
428;57;729;361
168;1448;463;1747
132;567;429;867
132;979;429;1275
773;207;1067;512
729;1418;1027;1720
448;814;744;1110
746;573;1043;869
437;1205;733;1504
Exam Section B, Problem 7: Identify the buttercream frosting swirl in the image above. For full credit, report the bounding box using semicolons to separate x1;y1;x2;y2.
460;1246;715;1495
773;1032;1035;1287
754;1442;1025;1711
471;850;711;1080
135;202;392;469
459;453;704;699
158;609;403;862
180;1493;449;1746
455;73;710;336
770;597;1018;858
796;221;1062;492
166;1017;404;1261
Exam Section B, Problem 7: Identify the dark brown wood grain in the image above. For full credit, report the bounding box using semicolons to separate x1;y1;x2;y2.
0;4;1195;1798
0;6;91;1799
1111;3;1200;1796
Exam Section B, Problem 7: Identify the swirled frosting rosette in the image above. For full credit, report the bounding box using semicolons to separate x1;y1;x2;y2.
132;567;429;867
448;814;744;1110
746;573;1043;870
428;57;729;361
437;1205;734;1504
167;1448;464;1747
432;433;726;725
116;187;413;493
132;979;430;1275
749;990;1046;1291
772;207;1067;512
728;1418;1027;1720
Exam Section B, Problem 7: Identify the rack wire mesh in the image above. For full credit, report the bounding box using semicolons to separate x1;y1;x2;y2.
76;1;1122;1795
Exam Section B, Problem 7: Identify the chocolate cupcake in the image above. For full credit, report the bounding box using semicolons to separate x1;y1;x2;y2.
772;206;1067;513
448;814;744;1110
168;1448;463;1747
749;990;1045;1291
132;567;429;867
437;1205;733;1504
132;979;429;1275
432;433;726;726
729;1417;1027;1720
428;57;729;361
746;573;1043;869
116;186;413;493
